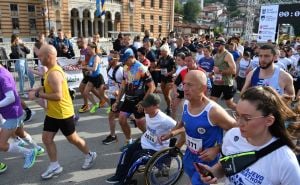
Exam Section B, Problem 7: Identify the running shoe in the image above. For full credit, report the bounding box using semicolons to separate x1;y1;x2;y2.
0;162;7;174
102;135;117;145
78;104;90;113
106;175;121;184
120;139;134;152
82;152;97;169
89;103;99;113
41;165;63;179
36;146;45;156
24;149;37;169
14;136;26;147
106;106;111;114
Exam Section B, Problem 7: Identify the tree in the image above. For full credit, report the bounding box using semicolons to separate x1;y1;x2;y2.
175;0;183;14
183;0;201;23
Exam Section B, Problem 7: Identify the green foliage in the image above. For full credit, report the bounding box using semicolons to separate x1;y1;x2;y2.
214;25;224;36
175;0;183;14
183;0;201;23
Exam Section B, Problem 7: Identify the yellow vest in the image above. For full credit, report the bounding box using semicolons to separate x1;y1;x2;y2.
44;65;74;119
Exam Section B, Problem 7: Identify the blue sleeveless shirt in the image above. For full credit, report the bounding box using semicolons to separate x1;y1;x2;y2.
88;55;101;77
182;100;223;155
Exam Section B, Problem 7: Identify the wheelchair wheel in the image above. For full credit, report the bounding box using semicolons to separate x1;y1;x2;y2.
144;147;183;185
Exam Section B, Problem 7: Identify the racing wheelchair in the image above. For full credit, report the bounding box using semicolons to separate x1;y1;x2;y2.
118;138;184;185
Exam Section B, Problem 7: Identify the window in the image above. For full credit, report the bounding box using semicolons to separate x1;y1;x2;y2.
12;18;19;29
29;19;36;30
141;0;145;7
141;14;145;23
10;4;18;11
28;5;35;12
151;0;154;8
150;25;154;32
159;0;163;9
10;4;18;16
150;15;154;21
159;25;162;33
141;24;145;32
159;16;162;24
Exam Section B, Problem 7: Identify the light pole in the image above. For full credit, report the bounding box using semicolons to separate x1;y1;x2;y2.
47;0;51;33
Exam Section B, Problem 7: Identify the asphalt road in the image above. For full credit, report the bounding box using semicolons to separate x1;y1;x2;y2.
0;91;233;185
0;94;193;185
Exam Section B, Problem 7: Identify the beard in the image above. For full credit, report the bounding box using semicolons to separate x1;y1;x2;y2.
259;61;273;69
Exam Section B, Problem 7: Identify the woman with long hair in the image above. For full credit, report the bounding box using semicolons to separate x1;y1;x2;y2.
200;86;300;184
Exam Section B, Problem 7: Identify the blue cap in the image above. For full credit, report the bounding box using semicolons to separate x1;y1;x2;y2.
120;48;134;63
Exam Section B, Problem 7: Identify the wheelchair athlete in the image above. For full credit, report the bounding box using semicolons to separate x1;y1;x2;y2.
106;93;177;185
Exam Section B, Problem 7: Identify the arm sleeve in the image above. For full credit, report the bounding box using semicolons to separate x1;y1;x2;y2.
0;90;15;107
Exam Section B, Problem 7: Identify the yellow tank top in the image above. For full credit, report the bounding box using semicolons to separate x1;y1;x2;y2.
44;65;74;119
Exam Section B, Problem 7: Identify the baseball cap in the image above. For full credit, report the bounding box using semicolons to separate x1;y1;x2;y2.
120;48;134;63
140;93;161;108
215;38;226;45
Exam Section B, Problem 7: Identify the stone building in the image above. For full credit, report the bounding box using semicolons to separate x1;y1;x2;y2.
0;0;175;42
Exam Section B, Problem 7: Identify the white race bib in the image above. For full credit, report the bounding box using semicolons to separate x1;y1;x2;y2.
161;68;168;76
80;55;85;61
239;71;246;77
144;130;158;144
214;74;223;81
186;135;202;154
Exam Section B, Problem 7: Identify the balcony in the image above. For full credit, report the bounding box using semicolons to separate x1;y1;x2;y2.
11;11;18;17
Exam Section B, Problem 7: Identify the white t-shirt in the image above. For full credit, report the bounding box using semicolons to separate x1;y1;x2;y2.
141;110;176;151
275;60;287;71
195;53;204;63
107;66;123;99
222;128;300;185
251;56;260;69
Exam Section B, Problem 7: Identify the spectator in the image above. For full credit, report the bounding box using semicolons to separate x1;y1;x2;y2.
113;32;123;52
133;35;142;50
52;29;75;58
10;34;35;95
48;27;56;45
0;46;9;70
33;33;47;65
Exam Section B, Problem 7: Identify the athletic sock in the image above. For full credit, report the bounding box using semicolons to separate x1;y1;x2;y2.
8;143;31;156
22;134;40;149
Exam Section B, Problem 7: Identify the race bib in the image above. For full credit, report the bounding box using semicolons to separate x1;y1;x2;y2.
239;71;246;77
186;135;202;154
144;130;158;144
214;74;223;81
80;55;85;61
161;68;168;76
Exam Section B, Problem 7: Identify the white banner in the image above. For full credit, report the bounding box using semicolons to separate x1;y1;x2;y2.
257;5;279;43
57;57;109;89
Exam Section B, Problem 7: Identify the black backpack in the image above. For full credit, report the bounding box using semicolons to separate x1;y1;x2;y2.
107;65;122;84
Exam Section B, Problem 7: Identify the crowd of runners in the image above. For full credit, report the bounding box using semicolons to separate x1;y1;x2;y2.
0;29;299;185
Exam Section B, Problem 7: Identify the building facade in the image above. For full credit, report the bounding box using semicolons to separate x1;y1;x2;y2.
0;0;175;42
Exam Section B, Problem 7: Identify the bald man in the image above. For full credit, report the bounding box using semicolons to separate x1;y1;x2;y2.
160;70;236;185
28;45;97;179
